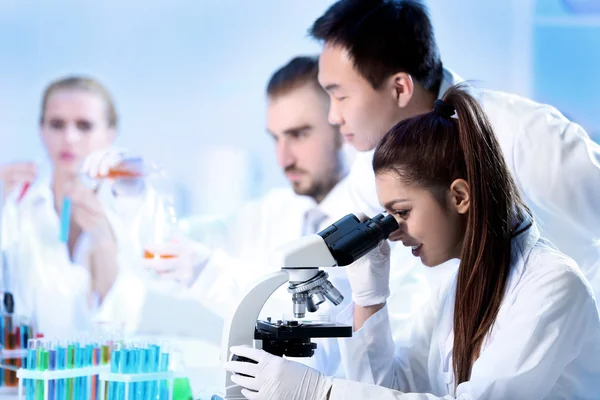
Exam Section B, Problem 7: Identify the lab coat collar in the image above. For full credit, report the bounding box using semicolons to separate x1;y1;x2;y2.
506;214;541;295
314;176;351;222
438;68;464;99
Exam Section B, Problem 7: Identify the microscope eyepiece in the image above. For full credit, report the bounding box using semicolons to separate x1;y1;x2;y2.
317;213;398;266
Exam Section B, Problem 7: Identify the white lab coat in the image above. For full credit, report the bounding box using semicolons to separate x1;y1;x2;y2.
1;170;154;338
330;222;600;399
335;68;600;299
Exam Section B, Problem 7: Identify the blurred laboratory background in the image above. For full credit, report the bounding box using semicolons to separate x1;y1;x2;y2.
0;0;598;218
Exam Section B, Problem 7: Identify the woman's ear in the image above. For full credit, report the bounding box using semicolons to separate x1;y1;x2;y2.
449;179;470;214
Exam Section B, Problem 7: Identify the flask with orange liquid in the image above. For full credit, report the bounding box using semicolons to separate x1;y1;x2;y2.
137;176;189;277
94;156;148;180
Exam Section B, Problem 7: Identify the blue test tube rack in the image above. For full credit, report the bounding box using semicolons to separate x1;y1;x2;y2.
98;370;175;400
16;365;108;400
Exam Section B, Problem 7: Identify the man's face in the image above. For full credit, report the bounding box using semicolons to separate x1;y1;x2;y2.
318;43;404;152
267;83;343;202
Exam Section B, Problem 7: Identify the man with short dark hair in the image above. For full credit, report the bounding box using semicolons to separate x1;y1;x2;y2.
307;0;600;295
265;56;345;205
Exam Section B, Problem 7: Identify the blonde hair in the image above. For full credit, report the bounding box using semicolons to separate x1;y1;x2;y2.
40;76;118;127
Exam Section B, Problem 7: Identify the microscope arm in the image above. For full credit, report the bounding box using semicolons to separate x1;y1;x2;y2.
219;270;288;399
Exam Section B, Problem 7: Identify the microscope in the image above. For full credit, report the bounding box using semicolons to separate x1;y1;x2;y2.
214;213;398;400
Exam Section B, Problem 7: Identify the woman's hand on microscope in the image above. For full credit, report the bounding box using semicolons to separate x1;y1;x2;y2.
347;234;392;308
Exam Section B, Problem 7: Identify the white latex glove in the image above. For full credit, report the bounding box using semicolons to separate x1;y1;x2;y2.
82;147;129;177
81;147;145;196
142;237;213;287
225;346;333;400
347;240;391;307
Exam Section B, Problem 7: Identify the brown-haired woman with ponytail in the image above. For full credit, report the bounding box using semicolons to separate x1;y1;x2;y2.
224;84;600;400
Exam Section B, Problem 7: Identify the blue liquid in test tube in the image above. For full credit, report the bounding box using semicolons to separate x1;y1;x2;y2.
26;339;37;400
158;350;169;400
109;345;120;400
48;345;57;400
55;344;66;400
147;345;160;400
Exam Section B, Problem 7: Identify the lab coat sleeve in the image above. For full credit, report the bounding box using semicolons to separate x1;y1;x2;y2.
513;115;600;239
511;111;600;286
188;248;247;317
332;258;599;399
336;289;440;393
187;195;275;316
329;379;454;400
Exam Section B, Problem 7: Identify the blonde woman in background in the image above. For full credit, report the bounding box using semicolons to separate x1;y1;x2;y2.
0;76;156;337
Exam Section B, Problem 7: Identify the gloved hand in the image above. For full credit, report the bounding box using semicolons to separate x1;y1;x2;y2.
346;239;391;307
225;346;333;400
82;147;146;177
81;147;145;196
142;237;213;287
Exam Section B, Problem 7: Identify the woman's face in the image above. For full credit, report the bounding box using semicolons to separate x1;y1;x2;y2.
40;89;115;174
376;171;468;267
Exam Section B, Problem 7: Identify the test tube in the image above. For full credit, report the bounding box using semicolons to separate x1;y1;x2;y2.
139;343;150;400
72;341;84;399
90;341;99;400
48;341;57;400
118;343;130;400
135;343;144;400
26;339;37;400
35;340;48;400
101;341;111;366
55;341;67;400
147;344;160;400
85;341;94;400
59;197;71;243
158;346;170;400
127;344;138;400
21;322;29;351
4;314;18;387
108;341;121;400
15;325;21;369
67;341;75;400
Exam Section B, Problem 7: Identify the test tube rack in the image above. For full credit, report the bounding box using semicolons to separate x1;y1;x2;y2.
17;365;108;399
99;370;175;400
0;348;28;393
15;367;177;400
